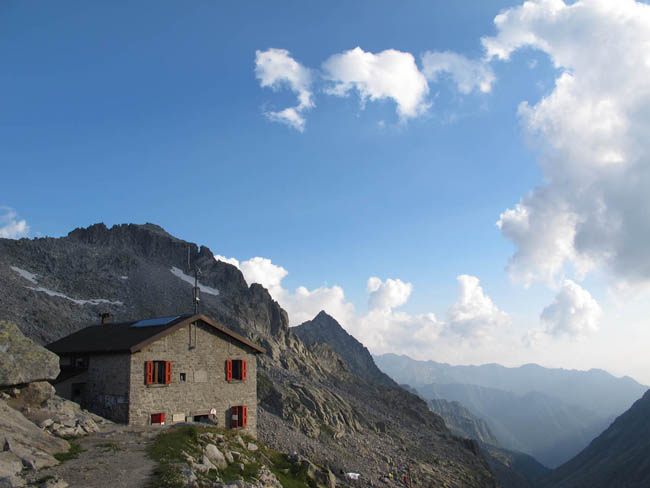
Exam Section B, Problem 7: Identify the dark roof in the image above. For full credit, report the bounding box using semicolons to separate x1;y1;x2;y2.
47;314;266;355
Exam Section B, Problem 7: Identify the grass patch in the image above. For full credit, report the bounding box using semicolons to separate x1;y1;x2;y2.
146;426;203;488
54;442;83;463
34;475;55;485
145;425;313;488
220;460;261;483
97;442;121;452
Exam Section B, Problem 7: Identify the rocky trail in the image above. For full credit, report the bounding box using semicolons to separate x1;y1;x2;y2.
25;425;158;488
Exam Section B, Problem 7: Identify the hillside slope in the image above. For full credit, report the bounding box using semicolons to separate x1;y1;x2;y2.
0;223;499;487
541;389;650;488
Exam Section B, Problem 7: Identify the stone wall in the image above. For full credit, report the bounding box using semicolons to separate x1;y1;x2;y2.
85;353;131;423
128;321;258;436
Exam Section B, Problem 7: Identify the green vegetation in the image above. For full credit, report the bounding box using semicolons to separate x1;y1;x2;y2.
54;441;83;463
146;425;313;488
97;442;121;452
263;450;318;488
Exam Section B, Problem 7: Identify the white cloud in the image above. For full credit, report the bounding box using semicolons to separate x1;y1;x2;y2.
322;47;430;120
0;207;29;239
421;51;495;94
540;279;602;338
255;48;314;131
214;254;240;267
484;0;650;288
238;257;288;298
446;274;511;338
214;252;511;359
367;277;412;312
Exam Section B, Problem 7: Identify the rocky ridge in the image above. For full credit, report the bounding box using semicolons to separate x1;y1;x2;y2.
0;223;500;487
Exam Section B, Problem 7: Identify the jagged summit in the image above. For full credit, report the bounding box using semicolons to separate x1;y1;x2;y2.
293;310;397;388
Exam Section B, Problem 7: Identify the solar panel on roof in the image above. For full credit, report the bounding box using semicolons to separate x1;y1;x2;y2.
131;316;180;327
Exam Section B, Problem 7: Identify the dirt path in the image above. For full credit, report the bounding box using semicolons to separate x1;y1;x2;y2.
26;425;159;488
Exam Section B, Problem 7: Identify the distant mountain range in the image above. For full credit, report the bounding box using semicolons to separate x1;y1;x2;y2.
375;353;647;468
374;353;647;419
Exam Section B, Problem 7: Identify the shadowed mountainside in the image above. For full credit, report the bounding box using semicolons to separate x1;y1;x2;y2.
540;389;650;488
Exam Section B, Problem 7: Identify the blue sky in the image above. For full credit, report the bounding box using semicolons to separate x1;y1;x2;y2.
3;1;650;384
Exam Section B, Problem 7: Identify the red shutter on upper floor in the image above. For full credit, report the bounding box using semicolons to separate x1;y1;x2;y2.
145;361;153;385
226;360;232;382
242;360;247;381
242;405;248;427
165;361;172;384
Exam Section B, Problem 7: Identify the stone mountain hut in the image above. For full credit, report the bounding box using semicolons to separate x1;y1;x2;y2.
47;313;265;436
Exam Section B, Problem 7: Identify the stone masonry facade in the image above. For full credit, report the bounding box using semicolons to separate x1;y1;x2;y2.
54;320;258;436
128;321;257;436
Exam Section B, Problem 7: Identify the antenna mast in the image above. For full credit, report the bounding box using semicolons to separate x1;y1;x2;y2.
193;267;201;314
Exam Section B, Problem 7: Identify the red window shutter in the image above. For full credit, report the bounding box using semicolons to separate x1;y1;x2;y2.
242;360;247;381
231;406;239;428
145;361;153;385
165;361;172;384
242;405;248;427
226;360;232;382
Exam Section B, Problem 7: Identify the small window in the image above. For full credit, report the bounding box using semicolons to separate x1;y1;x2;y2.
230;405;248;428
226;359;247;382
179;373;186;382
145;361;172;385
151;413;165;425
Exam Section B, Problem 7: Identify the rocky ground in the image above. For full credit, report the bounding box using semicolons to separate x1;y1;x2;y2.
23;425;157;488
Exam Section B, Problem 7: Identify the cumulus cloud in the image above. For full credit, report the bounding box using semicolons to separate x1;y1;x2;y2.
255;48;314;131
446;275;511;338
215;252;510;358
214;254;355;325
484;0;650;287
421;51;495;94
0;207;29;239
540;279;602;338
322;47;430;119
367;277;412;312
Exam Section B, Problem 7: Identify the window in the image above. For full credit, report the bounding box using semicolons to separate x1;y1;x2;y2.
151;413;165;425
230;405;248;428
225;359;247;382
145;361;172;385
179;373;186;382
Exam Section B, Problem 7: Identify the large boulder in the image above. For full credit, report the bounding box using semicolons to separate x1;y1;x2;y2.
0;400;68;470
0;321;59;387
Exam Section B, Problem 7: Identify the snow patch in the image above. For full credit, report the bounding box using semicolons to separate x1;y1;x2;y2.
120;276;128;280
10;266;38;284
170;267;220;296
26;286;124;306
11;265;122;306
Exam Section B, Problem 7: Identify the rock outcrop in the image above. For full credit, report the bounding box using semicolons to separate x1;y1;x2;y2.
0;320;59;387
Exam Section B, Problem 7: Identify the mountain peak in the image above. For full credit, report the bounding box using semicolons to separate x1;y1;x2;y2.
293;311;397;388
